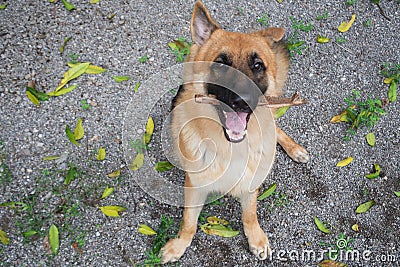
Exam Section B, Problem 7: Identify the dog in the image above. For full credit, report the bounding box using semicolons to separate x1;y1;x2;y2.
161;1;309;263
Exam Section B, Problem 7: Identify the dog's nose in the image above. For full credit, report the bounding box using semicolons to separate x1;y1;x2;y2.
231;94;253;111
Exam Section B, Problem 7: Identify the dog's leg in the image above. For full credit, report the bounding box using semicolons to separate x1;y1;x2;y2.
276;127;309;163
240;189;271;260
161;177;207;263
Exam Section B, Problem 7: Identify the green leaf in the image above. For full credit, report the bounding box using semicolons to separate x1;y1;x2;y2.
47;84;78;96
365;163;381;179
90;0;100;3
394;191;400;197
49;224;59;255
99;205;127;217
206;216;229;226
317;35;330;43
67;62;107;74
26;91;40;106
274;106;290;119
61;0;76;10
66;125;79;146
355;200;375;214
257;183;277;200
154;161;174;172
43;155;60;161
388;80;397;102
64;166;77;185
0;229;10;245
96;147;106;161
0;201;29;211
0;4;7;10
314;216;331;234
336;157;353;167
133;82;140;93
129;153;144;171
59;36;72;53
26;86;50;101
74;118;84;141
366;132;376;146
107;169;121;178
200;223;239;238
23;230;38;238
113;75;130;83
138;224;157;235
101;187;114;199
56;62;90;91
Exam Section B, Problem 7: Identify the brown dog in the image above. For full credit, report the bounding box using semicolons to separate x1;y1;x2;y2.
161;1;309;263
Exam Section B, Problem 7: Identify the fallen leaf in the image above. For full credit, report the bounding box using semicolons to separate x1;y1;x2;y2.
355;200;375;214
64;166;77;185
258;183;277;201
59;36;71;53
365;164;381;179
74;118;84;141
23;230;38;238
138;224;157;235
61;0;76;10
56;62;90;91
366;132;376;146
129;154;144;171
317;35;330;43
67;62;107;74
26;91;40;106
49;224;59;255
207;216;229;226
200;223;239;238
0;4;7;10
43;235;51;255
394;191;400;197
338;14;356;33
66;125;79;146
72;242;83;254
107;169;121;178
274;106;290;119
26;86;50;101
90;0;100;4
99;205;127;217
336;157;353;167
0;229;10;245
388;80;397;102
43;155;60;161
113;75;130;83
101;187;114;199
154;161;174;172
47;84;78;96
0;201;29;210
318;259;348;267
384;77;393;84
96;147;106;161
133;82;141;93
314;216;331;234
143;116;154;144
351;223;359;232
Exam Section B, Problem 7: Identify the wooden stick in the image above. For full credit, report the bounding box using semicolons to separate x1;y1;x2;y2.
194;92;307;108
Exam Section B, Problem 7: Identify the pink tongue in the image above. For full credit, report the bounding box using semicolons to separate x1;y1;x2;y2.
225;112;248;132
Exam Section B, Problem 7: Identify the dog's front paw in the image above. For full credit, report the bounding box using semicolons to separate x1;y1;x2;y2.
161;238;190;264
288;145;309;163
247;229;272;260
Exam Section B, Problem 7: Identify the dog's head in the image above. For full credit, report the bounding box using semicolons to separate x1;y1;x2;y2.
189;1;289;143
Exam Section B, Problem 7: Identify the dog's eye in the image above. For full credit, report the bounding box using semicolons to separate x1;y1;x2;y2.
253;61;265;72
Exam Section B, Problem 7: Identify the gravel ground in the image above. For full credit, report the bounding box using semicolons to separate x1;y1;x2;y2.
0;0;399;266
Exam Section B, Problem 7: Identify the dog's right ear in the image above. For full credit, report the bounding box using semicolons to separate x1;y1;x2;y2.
190;1;220;46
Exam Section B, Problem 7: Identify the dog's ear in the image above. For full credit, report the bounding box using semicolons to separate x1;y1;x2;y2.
253;27;285;45
191;1;220;46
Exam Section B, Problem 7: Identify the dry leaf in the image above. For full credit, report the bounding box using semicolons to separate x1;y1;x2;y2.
318;259;348;267
338;14;356;33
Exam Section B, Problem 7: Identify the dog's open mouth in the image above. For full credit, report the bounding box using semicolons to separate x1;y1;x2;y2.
221;110;250;143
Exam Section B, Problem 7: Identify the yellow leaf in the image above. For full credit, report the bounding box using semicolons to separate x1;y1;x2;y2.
74;118;84;141
129;153;144;171
47;84;78;96
338;14;356;33
317;35;330;43
56;62;90;91
336;157;353;167
146;117;154;135
67;62;106;74
101;187;114;199
0;229;10;245
351;223;359;232
97;147;106;161
138;224;157;235
200;223;239;238
26;91;40;106
384;77;393;84
355;200;375;214
90;0;100;3
207;216;229;226
43;155;60;161
107;169;121;178
99;205;126;217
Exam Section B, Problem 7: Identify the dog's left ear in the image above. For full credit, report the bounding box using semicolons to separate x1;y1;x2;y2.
253;27;285;46
191;1;220;46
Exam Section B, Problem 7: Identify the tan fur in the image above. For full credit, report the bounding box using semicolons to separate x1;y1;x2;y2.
161;1;309;263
